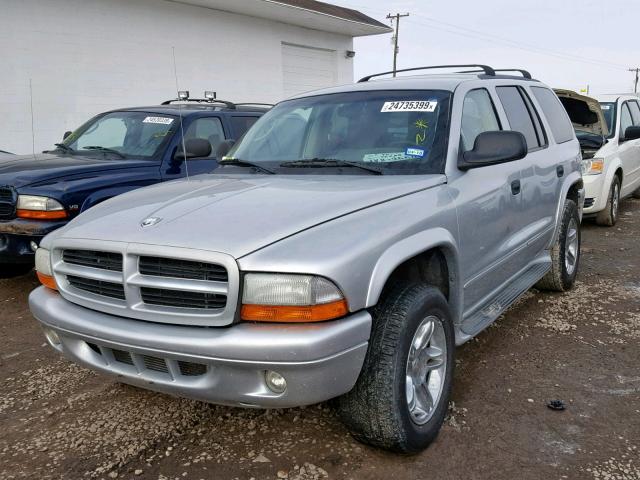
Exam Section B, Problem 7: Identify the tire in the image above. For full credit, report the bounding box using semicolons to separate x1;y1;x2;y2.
337;284;455;453
536;199;580;292
0;263;33;279
596;176;621;226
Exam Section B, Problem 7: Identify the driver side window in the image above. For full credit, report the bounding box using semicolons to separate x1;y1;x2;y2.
620;103;633;136
461;89;501;151
183;117;226;157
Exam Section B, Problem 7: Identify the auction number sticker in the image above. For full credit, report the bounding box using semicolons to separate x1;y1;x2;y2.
143;116;174;124
381;100;438;113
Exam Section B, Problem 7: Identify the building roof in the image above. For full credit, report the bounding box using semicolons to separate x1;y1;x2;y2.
169;0;392;36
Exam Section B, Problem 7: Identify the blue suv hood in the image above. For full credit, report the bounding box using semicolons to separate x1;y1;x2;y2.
0;153;154;188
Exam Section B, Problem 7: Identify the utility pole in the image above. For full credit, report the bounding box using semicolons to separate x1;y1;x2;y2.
387;12;409;77
630;68;640;93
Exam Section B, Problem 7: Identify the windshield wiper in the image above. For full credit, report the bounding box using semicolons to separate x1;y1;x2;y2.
218;158;275;174
279;158;383;175
83;146;126;158
51;143;75;154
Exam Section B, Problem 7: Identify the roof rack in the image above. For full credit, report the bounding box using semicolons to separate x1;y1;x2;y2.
458;68;532;79
235;103;274;108
161;98;237;109
358;64;496;82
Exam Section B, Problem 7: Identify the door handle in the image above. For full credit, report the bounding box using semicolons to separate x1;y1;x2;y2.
557;165;564;178
511;180;521;195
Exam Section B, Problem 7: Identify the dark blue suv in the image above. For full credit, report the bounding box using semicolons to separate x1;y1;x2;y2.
0;97;268;276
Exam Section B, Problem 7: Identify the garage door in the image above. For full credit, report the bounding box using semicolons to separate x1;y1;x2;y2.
282;43;338;98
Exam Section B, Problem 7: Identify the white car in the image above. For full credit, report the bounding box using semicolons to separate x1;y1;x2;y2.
557;92;640;226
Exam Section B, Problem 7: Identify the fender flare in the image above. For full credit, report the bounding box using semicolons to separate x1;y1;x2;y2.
365;227;463;324
80;185;145;212
551;171;584;244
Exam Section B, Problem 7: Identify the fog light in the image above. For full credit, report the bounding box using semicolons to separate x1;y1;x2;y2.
43;327;61;346
30;241;39;252
265;370;287;394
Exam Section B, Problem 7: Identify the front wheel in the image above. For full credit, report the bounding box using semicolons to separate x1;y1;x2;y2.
596;176;621;226
337;284;454;453
536;198;580;292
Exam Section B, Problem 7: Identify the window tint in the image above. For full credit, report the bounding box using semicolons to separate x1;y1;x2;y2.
496;86;542;150
531;87;575;144
231;116;260;138
184;117;225;156
620;103;634;136
460;89;501;151
627;101;640;126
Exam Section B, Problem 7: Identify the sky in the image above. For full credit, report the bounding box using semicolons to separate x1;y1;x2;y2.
331;0;639;95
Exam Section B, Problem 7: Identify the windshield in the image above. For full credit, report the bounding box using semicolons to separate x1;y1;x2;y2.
227;90;452;175
61;111;177;158
600;102;616;138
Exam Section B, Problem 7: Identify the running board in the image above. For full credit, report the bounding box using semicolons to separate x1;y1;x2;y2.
460;261;551;339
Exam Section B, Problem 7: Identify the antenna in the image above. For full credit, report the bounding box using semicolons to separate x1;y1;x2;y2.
29;78;36;159
172;46;189;181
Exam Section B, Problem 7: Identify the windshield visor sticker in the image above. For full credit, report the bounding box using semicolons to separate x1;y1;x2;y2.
405;147;426;158
363;152;408;163
381;100;438;113
143;116;174;125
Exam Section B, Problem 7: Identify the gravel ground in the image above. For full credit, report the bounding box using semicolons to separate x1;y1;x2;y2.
1;198;639;480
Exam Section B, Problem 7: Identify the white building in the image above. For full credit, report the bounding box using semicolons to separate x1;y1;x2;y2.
0;0;390;154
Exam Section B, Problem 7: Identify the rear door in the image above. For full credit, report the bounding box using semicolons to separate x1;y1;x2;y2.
497;85;560;258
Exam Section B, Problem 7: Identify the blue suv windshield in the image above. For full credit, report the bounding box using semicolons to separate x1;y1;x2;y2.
228;90;452;175
62;111;177;159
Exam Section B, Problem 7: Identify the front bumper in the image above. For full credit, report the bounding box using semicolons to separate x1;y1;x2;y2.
29;287;371;408
0;218;67;264
582;174;606;215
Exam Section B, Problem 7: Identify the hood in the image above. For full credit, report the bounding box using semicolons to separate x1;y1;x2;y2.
56;173;446;258
554;89;609;137
0;153;153;188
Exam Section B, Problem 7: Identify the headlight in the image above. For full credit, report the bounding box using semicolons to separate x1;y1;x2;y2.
241;273;348;322
581;158;604;175
35;247;57;290
17;195;67;219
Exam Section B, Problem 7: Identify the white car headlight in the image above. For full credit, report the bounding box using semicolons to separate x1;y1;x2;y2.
581;158;604;176
35;247;57;290
241;273;347;322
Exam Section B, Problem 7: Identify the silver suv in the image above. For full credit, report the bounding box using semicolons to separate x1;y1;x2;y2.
29;65;585;453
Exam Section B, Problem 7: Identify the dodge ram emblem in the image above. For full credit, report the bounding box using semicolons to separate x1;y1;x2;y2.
141;216;162;227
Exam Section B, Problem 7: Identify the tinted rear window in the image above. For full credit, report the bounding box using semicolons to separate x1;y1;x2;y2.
231;116;260;138
531;87;575;144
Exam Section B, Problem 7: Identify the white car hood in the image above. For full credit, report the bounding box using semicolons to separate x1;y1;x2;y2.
554;89;609;137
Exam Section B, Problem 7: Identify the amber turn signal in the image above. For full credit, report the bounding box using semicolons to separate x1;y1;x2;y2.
241;299;348;323
37;271;58;290
17;209;67;220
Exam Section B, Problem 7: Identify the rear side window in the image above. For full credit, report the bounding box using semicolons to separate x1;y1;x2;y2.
627;101;640;126
231;116;260;139
496;86;545;151
460;89;501;151
184;117;226;156
531;87;575;144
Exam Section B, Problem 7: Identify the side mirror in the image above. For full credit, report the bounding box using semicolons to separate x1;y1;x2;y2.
458;131;527;170
216;139;236;159
63;131;73;140
174;138;212;161
622;126;640;142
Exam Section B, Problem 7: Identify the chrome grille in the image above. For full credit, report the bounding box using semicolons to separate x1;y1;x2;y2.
139;256;228;282
141;287;226;309
0;187;16;219
63;250;123;271
67;275;126;300
53;242;238;327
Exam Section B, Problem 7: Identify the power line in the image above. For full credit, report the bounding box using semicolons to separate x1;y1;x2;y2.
387;13;410;76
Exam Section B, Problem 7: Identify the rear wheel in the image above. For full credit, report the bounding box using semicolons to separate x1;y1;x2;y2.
337;284;454;453
596;176;621;226
536;199;580;292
